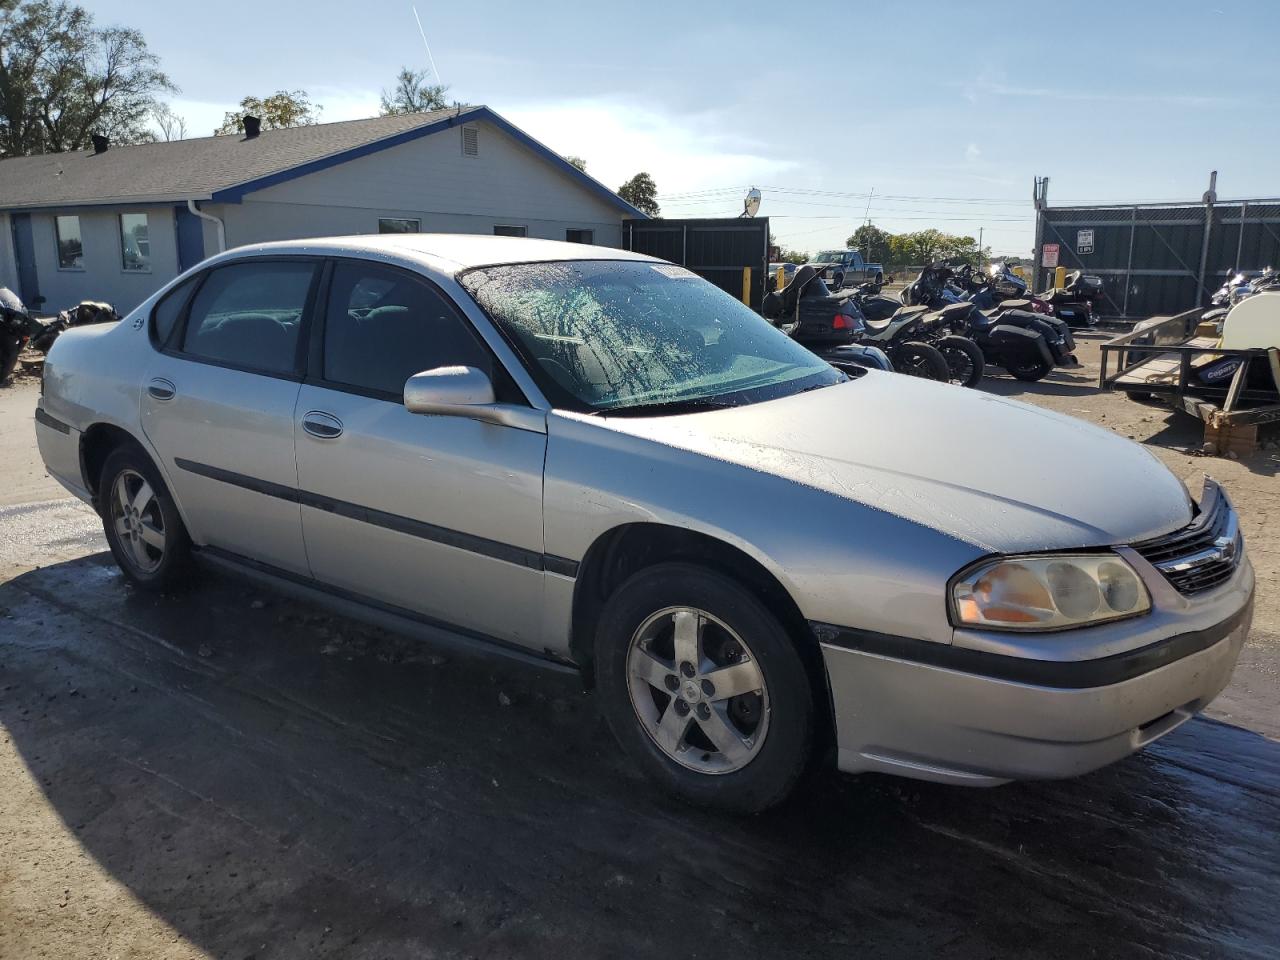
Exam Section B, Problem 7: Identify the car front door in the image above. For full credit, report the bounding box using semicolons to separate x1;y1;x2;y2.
140;258;318;576
293;259;547;649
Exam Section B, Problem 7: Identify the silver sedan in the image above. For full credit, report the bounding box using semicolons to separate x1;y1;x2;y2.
34;235;1254;812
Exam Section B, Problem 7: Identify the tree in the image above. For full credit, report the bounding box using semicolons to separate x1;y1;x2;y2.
215;90;318;136
618;172;660;217
150;101;185;141
564;155;586;172
0;0;175;157
846;224;892;265
768;232;808;265
379;66;449;115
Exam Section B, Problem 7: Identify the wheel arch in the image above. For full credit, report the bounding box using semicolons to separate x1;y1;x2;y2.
568;522;835;754
79;422;177;516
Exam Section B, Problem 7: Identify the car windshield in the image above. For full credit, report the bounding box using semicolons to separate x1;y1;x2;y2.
814;251;845;262
460;260;843;415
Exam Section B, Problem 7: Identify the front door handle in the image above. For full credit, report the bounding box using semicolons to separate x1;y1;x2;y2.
301;411;343;439
147;378;176;401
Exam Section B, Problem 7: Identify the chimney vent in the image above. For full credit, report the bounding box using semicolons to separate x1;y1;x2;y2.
243;115;261;139
91;134;109;155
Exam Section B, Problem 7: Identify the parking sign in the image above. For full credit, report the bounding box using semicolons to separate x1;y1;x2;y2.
1077;229;1095;255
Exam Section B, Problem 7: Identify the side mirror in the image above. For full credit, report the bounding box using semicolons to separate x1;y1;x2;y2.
403;366;545;433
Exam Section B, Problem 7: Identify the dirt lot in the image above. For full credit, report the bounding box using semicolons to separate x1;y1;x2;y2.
1;340;1277;960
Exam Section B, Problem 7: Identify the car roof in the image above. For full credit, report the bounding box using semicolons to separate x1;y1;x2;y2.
220;234;663;271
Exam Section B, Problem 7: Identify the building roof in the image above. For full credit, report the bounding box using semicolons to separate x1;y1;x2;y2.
0;105;646;218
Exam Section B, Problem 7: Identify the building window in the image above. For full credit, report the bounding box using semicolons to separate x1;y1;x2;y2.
565;229;594;245
378;218;421;234
462;125;478;157
119;213;151;272
54;215;84;269
493;225;527;238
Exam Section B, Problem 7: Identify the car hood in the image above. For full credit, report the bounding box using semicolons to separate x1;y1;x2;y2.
596;373;1192;553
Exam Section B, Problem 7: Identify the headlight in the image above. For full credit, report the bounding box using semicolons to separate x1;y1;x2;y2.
952;554;1151;631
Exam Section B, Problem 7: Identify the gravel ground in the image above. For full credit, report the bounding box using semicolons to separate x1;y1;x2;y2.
0;342;1277;960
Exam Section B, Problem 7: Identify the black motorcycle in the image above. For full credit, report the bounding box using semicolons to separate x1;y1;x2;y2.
846;283;985;387
29;299;120;354
1038;270;1101;327
0;287;32;384
763;266;948;381
905;265;1067;382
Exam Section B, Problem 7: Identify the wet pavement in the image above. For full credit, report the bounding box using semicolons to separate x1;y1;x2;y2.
1;501;1278;959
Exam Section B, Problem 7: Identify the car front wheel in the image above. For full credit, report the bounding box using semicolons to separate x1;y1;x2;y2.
595;563;814;813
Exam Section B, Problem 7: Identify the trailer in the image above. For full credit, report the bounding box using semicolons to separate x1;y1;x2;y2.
1099;307;1280;455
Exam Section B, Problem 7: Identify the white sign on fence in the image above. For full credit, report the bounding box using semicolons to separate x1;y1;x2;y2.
1077;229;1095;255
1041;243;1060;268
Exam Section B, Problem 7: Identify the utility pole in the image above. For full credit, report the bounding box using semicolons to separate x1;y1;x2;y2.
977;227;984;265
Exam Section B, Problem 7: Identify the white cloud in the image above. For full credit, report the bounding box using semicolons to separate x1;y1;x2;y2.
965;142;981;162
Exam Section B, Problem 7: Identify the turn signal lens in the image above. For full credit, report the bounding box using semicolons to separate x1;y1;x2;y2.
953;554;1150;631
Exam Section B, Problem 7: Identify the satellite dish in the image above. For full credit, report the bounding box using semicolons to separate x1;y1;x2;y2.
742;187;762;218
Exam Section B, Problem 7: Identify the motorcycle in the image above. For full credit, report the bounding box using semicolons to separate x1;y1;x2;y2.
762;266;948;381
904;264;1069;382
1;287;32;384
1037;270;1102;327
845;282;985;387
29;299;120;354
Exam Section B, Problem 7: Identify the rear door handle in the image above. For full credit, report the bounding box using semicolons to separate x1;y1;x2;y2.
301;411;343;439
147;378;176;401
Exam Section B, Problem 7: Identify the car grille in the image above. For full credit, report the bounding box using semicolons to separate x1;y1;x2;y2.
1131;483;1241;595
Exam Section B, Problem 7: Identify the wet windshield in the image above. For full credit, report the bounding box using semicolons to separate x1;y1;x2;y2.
461;260;843;415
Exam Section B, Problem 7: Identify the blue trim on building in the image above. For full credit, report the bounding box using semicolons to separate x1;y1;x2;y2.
209;106;648;219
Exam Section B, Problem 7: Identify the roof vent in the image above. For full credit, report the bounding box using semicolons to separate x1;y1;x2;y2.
243;115;262;139
91;134;109;155
462;125;478;157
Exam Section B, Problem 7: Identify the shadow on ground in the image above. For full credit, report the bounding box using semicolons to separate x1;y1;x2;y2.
2;555;1279;959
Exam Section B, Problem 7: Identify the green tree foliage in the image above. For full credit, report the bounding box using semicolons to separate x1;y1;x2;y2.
564;155;586;172
379;67;449;115
0;0;175;156
846;224;893;265
618;172;660;217
769;232;808;264
215;90;319;136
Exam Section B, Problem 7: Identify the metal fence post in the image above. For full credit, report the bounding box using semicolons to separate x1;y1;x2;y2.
1235;201;1247;270
1196;171;1217;305
1123;207;1136;317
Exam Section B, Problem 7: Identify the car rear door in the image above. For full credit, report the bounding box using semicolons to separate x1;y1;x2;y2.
293;258;547;648
140;258;319;575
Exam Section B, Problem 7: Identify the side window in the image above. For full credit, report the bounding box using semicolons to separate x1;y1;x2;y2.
151;274;200;347
180;261;315;375
322;262;491;397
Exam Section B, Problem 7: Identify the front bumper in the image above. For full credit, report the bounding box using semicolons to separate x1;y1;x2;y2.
816;565;1254;786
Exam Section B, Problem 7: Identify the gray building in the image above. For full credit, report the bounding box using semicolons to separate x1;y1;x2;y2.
0;105;645;313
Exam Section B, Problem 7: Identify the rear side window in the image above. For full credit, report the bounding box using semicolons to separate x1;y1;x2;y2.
322;261;491;397
151;275;199;347
181;261;316;375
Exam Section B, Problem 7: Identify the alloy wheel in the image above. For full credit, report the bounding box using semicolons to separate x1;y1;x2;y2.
626;606;770;775
110;468;166;574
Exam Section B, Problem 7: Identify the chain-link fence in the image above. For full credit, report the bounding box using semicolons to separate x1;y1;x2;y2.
1034;198;1280;319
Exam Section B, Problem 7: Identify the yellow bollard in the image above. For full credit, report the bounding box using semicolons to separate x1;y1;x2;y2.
776;265;785;292
1055;265;1066;289
742;267;752;305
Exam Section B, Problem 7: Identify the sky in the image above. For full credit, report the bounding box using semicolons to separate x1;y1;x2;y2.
89;0;1278;257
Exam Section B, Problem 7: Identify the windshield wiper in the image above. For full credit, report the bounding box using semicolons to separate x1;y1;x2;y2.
599;397;735;417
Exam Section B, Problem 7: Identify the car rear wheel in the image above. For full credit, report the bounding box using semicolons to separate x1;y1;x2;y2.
595;563;814;814
99;444;192;590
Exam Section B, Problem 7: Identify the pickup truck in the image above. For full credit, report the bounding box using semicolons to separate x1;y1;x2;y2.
808;250;884;292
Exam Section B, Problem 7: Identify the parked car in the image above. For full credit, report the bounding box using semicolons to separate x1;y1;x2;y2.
36;235;1254;813
807;249;884;292
768;261;798;290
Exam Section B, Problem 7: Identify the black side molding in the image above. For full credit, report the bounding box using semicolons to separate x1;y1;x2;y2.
34;408;71;435
173;457;580;578
812;600;1251;690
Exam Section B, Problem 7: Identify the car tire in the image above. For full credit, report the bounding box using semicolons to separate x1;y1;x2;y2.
893;341;951;382
99;443;193;591
833;272;845;290
1008;357;1053;382
594;562;814;814
937;335;985;387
